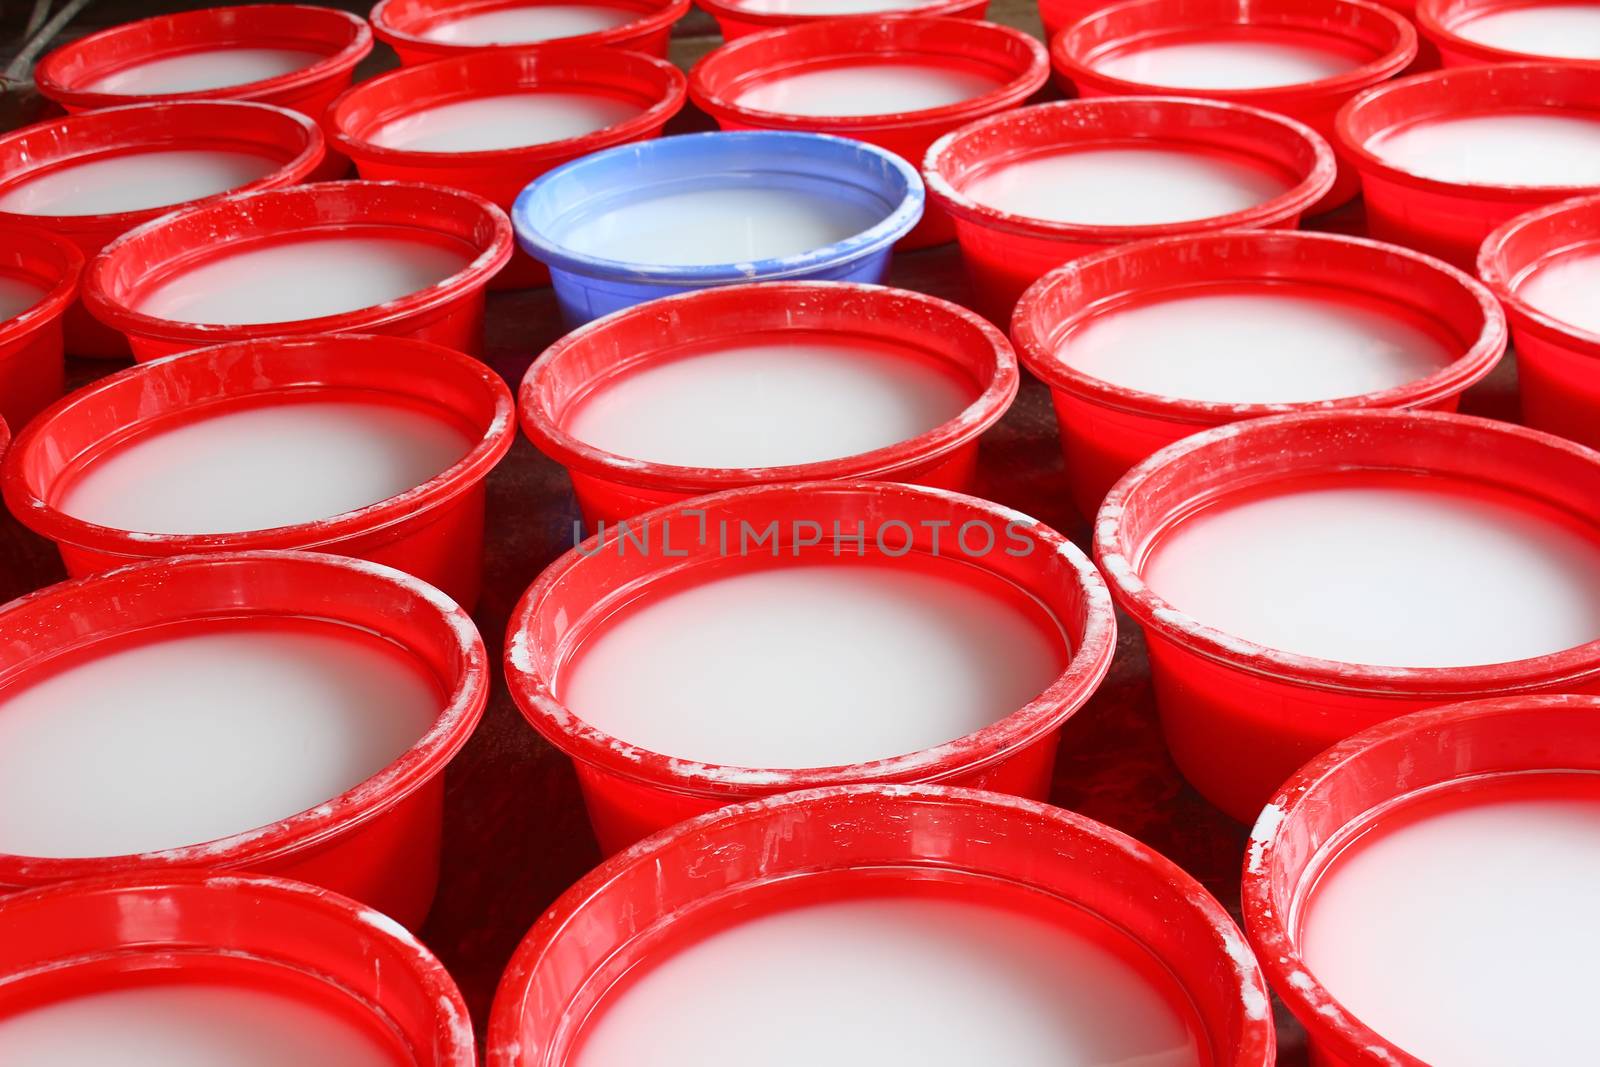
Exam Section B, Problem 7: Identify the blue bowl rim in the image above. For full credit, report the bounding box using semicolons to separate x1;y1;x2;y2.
510;130;925;284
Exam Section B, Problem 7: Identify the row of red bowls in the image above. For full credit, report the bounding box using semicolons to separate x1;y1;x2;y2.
8;174;1598;542
5;6;1597;390
1;578;1590;1067
4;319;1600;848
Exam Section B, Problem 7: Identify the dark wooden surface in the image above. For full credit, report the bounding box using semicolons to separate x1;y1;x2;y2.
0;2;1521;1061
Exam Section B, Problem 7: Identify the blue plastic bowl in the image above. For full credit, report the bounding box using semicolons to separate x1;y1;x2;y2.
512;130;925;324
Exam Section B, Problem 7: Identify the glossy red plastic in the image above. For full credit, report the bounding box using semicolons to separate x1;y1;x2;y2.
1478;193;1600;449
1417;0;1600;66
690;17;1048;248
1242;693;1600;1067
0;224;81;433
329;47;686;289
81;180;513;361
504;481;1116;852
0;871;475;1064
371;0;690;63
0;101;324;358
924;97;1336;321
1035;0;1427;44
488;784;1273;1067
1013;229;1507;519
1050;0;1416;210
34;4;372;118
520;281;1019;523
1;334;515;608
1096;409;1600;822
1336;62;1600;268
697;0;988;40
0;552;488;927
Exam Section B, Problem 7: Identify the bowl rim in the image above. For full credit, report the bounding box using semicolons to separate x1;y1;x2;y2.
510;129;926;283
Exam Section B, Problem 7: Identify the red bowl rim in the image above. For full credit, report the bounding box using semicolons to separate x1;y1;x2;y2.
1334;61;1600;203
0;100;326;232
1094;408;1600;695
370;0;691;55
487;783;1275;1067
80;180;513;345
1049;0;1417;104
328;45;687;167
0;333;516;557
1415;0;1600;67
1477;190;1600;348
695;0;987;32
0;868;477;1065
0;550;489;884
0;222;84;349
1011;228;1507;424
34;4;373;111
923;97;1338;240
503;480;1117;799
518;280;1019;492
688;15;1049;131
1239;692;1600;1067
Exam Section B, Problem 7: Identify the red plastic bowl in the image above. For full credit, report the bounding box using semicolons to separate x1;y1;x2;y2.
1050;0;1416;211
0;224;81;433
1478;192;1600;449
0;871;475;1064
1;334;515;609
371;0;690;63
690;17;1047;248
81;180;513;361
1336;62;1600;268
329;46;686;289
924;97;1336;321
34;4;372;118
0;101;325;358
504;480;1116;852
520;281;1019;523
0;552;487;927
1095;409;1600;822
1013;229;1507;519
487;784;1273;1067
1242;693;1600;1067
698;0;988;40
1417;0;1600;66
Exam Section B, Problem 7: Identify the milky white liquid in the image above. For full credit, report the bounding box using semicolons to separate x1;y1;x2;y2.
1300;774;1600;1067
573;888;1203;1067
1517;245;1600;336
1057;289;1454;403
1092;36;1358;90
1453;4;1600;60
83;48;324;94
557;186;885;266
737;62;1003;117
1367;111;1600;186
566;338;973;467
562;563;1064;767
422;4;634;44
1144;481;1600;667
0;983;401;1067
0;621;439;857
370;92;641;152
59;399;473;535
0;276;46;321
134;235;472;325
963;146;1291;225
734;0;942;11
0;149;279;217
